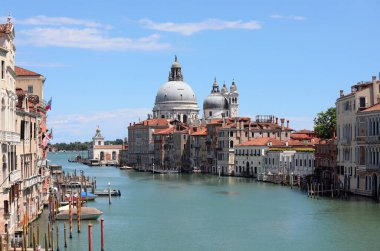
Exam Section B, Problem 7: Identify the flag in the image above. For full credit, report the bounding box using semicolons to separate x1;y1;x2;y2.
46;129;53;141
45;97;52;111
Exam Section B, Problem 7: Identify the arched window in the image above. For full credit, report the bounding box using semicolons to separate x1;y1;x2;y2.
230;140;234;148
112;151;117;160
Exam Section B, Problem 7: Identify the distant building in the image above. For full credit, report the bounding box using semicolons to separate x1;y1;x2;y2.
88;127;122;165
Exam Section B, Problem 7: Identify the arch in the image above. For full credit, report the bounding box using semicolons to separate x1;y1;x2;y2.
100;151;105;161
230;140;234;148
183;114;188;124
112;151;117;160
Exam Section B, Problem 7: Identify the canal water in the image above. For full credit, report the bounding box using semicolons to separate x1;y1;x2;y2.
36;152;380;251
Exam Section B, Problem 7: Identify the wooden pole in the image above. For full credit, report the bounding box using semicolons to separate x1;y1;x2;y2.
101;218;104;251
51;226;54;251
69;201;72;239
44;233;48;251
48;223;51;248
32;232;36;251
0;235;3;251
88;224;92;251
29;225;32;248
64;223;67;248
77;197;81;233
37;225;40;247
6;231;9;251
56;224;60;251
23;232;26;251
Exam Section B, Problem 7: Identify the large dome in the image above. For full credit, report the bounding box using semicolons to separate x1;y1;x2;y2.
155;81;198;104
203;93;229;110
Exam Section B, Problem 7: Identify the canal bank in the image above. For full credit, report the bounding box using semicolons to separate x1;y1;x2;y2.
37;152;380;251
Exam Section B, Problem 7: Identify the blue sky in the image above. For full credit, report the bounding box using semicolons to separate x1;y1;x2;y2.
3;0;380;142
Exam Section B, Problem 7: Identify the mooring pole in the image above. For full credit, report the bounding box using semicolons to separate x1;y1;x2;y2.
101;218;105;251
88;224;93;251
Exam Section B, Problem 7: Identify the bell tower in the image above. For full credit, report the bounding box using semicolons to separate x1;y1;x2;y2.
228;80;239;118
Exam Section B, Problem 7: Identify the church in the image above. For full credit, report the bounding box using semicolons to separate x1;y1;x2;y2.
152;56;239;124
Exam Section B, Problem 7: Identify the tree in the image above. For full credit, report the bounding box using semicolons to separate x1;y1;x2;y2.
314;107;336;139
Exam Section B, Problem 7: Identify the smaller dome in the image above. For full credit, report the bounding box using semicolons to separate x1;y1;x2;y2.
221;84;228;94
203;93;229;110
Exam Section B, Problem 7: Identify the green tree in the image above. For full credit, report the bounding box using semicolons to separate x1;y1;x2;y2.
314;107;336;139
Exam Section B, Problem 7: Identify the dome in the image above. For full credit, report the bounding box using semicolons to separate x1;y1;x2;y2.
155;81;198;104
203;93;229;110
221;84;228;94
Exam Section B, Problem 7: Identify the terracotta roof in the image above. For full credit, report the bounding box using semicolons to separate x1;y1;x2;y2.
154;127;175;135
133;118;170;127
361;103;380;112
15;66;42;76
290;133;312;140
94;145;123;149
191;127;207;136
237;137;285;147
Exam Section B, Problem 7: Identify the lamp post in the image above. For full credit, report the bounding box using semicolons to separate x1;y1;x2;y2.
108;182;111;205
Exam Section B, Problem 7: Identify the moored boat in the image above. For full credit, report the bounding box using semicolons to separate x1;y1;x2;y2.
56;207;103;220
94;189;121;196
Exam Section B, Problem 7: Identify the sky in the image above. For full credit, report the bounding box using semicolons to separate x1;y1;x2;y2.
2;0;380;143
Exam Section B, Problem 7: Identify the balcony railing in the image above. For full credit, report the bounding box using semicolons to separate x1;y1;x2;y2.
0;131;20;143
23;175;41;188
9;170;21;183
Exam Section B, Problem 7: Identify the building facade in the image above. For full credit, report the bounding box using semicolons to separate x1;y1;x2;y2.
88;127;123;165
336;74;380;195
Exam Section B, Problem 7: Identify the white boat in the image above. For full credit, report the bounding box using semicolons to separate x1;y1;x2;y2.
56;207;103;220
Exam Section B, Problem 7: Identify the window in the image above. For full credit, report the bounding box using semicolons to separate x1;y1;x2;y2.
359;97;366;108
209;111;212;116
230;140;234;148
1;61;4;79
27;85;33;94
20;121;25;140
230;131;233;137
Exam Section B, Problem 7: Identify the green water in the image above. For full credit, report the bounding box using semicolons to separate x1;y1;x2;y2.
36;152;380;251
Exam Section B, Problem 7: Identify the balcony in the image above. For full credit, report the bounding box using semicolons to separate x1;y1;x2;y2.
9;170;21;183
23;175;41;189
366;135;380;143
0;131;20;143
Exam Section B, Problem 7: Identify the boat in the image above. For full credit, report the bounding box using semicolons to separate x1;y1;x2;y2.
56;207;103;220
120;166;133;170
80;191;98;201
94;189;121;197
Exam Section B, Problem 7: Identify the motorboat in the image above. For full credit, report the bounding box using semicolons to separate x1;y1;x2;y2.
56;206;103;220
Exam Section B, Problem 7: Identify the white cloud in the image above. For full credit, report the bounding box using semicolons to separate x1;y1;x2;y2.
48;108;151;143
3;15;111;29
139;18;262;36
17;27;171;51
269;14;306;21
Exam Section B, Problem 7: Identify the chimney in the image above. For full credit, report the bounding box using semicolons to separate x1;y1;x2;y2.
286;120;289;128
275;117;278;125
280;118;285;130
340;90;344;97
373;75;380;104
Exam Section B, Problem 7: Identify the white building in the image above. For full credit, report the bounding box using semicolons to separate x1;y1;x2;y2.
153;56;200;124
293;151;316;177
0;18;21;234
234;137;285;177
88;127;122;165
